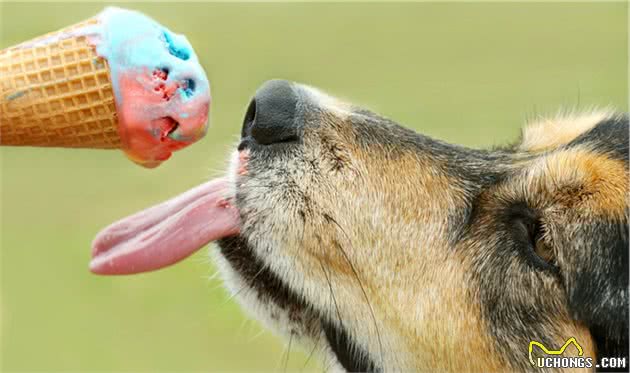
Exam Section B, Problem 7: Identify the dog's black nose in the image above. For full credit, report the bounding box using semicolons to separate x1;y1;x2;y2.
241;80;300;146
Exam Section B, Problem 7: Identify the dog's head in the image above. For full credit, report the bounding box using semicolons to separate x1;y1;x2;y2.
92;80;629;372
217;80;628;371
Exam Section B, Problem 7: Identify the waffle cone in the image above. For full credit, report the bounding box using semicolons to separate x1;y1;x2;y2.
0;18;121;148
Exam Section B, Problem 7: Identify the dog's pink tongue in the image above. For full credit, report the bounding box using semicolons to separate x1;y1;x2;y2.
90;178;239;275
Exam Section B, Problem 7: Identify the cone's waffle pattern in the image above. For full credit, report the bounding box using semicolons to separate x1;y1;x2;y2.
0;19;121;148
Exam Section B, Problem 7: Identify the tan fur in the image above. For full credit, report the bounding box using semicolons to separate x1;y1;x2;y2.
523;146;628;219
520;110;614;152
217;84;627;373
231;134;510;370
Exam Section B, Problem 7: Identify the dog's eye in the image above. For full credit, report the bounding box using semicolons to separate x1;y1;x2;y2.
524;219;557;270
506;203;558;272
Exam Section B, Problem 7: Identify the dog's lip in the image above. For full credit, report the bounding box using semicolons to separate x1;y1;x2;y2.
237;137;253;151
237;135;301;152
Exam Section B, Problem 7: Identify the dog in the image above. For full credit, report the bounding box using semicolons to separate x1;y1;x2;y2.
92;80;629;372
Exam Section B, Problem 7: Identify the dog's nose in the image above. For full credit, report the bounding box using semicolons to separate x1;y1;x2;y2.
241;80;300;146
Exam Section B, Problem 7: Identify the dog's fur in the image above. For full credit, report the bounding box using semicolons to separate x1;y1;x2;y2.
213;82;629;372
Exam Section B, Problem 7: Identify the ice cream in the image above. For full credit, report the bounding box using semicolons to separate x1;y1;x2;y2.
0;7;211;168
92;7;211;166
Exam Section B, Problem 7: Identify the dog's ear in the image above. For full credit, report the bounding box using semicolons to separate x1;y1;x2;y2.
559;218;628;366
545;115;630;369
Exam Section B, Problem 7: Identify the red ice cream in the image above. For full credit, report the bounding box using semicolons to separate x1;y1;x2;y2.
115;69;209;168
91;7;212;168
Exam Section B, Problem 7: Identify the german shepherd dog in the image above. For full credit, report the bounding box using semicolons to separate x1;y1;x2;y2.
92;80;629;372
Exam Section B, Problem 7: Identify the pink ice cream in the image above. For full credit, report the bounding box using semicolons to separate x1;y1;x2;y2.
7;7;209;166
91;7;210;167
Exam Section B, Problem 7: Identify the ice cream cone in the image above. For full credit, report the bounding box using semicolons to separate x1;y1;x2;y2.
0;8;211;168
0;18;120;148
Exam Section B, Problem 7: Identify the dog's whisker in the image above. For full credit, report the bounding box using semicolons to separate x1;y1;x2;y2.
300;330;323;373
325;215;387;369
219;265;267;307
246;326;268;343
318;258;343;330
280;330;294;373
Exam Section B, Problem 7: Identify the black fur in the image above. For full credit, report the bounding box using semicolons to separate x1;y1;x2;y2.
569;115;630;162
564;219;629;372
460;117;629;372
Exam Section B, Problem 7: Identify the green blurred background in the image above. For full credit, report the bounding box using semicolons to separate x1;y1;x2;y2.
1;2;627;371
